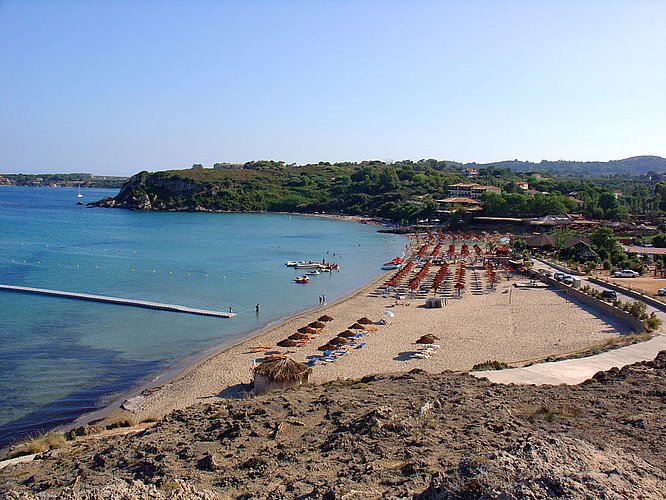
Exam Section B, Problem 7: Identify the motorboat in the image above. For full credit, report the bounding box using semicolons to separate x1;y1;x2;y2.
294;276;310;284
305;270;320;275
295;262;322;269
381;263;401;270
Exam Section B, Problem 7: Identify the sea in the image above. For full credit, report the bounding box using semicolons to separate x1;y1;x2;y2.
0;186;407;447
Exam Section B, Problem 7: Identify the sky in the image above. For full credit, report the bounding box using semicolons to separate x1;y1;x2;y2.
1;0;665;176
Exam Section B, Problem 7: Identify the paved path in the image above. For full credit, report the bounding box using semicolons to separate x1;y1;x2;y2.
472;334;666;385
472;260;666;385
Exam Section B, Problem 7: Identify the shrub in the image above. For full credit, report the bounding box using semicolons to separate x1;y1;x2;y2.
7;431;68;459
471;360;509;371
644;314;662;332
627;301;648;320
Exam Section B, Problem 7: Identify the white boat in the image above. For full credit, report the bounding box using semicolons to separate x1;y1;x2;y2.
77;185;83;198
295;262;322;269
306;270;320;276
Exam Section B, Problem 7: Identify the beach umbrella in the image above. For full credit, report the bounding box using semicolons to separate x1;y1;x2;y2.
455;282;465;289
383;310;395;318
318;315;334;322
357;317;373;325
349;322;365;330
253;357;312;395
297;326;311;333
277;339;299;347
317;343;337;351
309;321;326;329
288;333;309;341
416;334;437;344
338;330;356;338
330;337;347;345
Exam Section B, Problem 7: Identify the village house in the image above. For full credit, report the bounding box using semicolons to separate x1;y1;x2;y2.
447;183;502;200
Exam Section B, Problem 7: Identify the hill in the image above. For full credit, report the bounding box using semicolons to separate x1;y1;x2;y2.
2;353;665;498
89;163;466;223
465;155;666;176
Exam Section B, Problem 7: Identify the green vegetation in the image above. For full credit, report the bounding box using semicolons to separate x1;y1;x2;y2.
113;161;467;223
471;360;509;371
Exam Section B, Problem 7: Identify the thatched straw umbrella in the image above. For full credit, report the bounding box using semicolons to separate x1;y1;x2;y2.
338;330;355;338
253;357;312;395
330;337;347;346
318;315;334;322
317;343;337;351
356;317;373;325
277;339;299;348
309;321;326;329
349;322;365;330
297;326;311;334
288;332;309;341
416;334;439;344
300;326;318;334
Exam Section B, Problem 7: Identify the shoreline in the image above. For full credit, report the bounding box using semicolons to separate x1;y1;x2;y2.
90;253;635;429
67;260;405;431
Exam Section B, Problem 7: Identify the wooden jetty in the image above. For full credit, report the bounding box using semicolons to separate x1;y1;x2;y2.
0;284;236;318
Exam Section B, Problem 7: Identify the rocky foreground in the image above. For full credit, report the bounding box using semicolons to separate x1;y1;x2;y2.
2;353;666;499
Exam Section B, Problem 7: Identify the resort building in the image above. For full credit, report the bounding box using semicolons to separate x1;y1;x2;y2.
447;183;502;200
435;197;482;212
464;168;480;178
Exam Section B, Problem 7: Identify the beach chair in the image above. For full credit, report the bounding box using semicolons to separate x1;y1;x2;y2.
355;342;366;349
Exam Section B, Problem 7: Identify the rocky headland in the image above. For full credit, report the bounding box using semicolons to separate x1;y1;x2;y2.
2;352;665;499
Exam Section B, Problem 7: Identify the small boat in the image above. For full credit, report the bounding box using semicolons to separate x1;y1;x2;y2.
294;276;310;284
383;257;404;266
295;262;322;269
306;270;320;276
77;185;83;198
285;261;300;267
381;263;401;270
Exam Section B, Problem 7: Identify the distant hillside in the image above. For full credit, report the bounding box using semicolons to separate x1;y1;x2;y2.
464;156;666;176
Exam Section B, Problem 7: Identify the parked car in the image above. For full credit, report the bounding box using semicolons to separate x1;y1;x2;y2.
562;275;574;285
554;272;565;281
658;288;666;296
613;269;639;278
601;290;617;299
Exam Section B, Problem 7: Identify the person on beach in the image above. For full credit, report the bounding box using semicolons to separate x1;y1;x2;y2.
322;295;326;304
229;306;233;313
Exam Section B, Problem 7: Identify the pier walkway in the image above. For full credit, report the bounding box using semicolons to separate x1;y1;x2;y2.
0;284;236;318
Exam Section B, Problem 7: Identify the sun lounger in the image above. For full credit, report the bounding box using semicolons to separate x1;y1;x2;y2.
364;325;378;331
355;342;366;349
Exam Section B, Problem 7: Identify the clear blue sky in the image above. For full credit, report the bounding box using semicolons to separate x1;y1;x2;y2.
1;0;664;176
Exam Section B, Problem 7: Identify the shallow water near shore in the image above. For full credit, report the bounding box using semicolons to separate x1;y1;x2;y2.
0;186;407;446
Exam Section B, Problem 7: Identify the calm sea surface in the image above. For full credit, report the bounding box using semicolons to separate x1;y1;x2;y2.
0;186;406;446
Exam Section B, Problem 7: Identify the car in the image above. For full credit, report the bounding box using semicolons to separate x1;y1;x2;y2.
601;290;617;299
554;272;565;281
562;275;574;285
613;269;639;278
658;288;666;296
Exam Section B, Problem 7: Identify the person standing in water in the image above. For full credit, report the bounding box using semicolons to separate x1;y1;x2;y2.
255;303;260;313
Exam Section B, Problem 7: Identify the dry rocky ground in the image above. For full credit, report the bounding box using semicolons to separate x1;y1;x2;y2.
2;352;666;499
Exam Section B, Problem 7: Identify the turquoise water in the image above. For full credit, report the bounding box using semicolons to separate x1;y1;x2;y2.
0;186;406;446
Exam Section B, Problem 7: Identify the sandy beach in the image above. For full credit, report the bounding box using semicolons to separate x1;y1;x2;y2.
115;253;632;425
